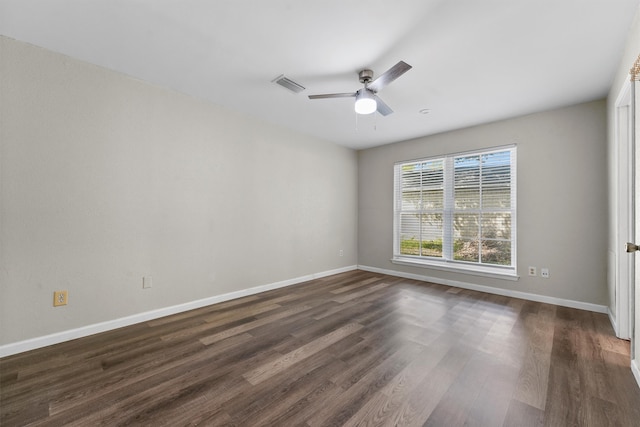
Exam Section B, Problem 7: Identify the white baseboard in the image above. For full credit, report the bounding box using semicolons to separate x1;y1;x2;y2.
632;359;640;389
358;265;608;314
608;307;619;336
0;265;357;358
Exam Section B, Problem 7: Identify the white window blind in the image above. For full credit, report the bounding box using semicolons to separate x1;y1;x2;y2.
393;146;516;277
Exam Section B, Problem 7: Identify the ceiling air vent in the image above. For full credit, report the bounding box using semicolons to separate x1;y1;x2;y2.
272;75;305;94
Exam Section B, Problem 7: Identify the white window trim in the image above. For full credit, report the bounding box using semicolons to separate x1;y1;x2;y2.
392;145;517;278
391;256;519;280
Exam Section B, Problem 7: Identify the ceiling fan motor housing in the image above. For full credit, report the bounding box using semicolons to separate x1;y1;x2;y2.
359;69;374;85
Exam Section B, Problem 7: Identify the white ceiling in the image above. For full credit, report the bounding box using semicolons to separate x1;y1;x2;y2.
1;0;639;149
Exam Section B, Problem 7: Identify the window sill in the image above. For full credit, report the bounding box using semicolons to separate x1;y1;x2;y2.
391;257;519;281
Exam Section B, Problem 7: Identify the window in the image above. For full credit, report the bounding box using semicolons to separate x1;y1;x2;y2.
393;146;517;278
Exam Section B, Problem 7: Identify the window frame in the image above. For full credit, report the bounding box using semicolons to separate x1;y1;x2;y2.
392;145;517;280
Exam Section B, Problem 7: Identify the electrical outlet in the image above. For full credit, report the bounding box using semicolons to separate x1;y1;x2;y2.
53;290;68;307
541;268;550;278
338;249;344;257
528;266;537;277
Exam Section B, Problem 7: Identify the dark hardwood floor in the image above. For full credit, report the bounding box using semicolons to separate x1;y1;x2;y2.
1;270;639;426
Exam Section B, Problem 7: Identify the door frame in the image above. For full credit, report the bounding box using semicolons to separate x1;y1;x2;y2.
632;75;639;381
615;79;634;340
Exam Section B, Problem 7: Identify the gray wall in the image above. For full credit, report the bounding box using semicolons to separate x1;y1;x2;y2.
358;100;608;305
0;37;358;345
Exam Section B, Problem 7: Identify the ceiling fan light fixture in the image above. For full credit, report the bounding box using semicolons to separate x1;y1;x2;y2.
309;61;411;117
355;89;377;115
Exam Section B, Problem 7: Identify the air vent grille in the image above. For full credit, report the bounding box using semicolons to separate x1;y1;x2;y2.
272;75;305;93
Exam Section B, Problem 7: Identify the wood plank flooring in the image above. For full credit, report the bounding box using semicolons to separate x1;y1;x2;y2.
1;270;639;426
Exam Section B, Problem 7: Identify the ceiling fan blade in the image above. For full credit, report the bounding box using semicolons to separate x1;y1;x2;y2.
308;92;356;99
375;96;393;116
367;61;412;93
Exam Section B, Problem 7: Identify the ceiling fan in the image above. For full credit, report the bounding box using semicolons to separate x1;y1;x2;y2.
308;61;412;116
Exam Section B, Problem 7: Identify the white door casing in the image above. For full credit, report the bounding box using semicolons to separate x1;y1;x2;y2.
630;55;640;382
616;80;633;340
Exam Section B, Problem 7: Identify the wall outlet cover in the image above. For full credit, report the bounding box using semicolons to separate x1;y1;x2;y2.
53;290;68;307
